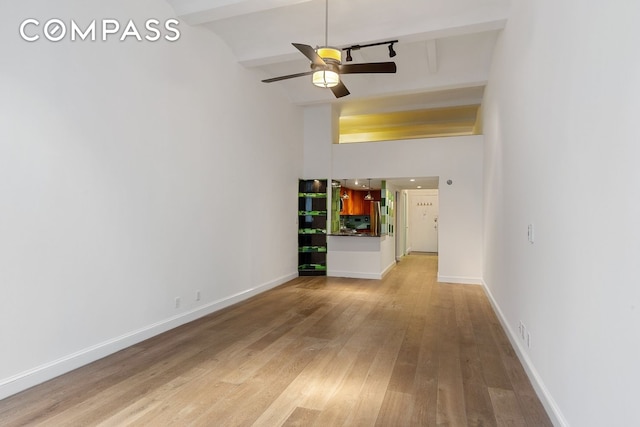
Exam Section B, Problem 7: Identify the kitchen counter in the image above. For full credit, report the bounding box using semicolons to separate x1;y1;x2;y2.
327;234;396;280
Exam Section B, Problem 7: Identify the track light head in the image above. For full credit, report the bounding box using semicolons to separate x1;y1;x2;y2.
388;42;396;58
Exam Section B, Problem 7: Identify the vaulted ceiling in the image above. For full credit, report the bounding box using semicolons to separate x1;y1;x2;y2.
165;0;509;115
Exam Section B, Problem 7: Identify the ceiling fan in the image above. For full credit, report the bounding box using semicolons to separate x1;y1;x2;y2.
261;0;397;98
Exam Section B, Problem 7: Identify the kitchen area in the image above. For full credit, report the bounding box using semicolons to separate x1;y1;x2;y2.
333;179;382;236
298;177;447;281
326;179;397;280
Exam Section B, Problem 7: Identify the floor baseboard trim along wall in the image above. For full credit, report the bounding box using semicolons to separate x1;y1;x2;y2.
437;275;483;285
0;272;298;401
381;260;396;278
480;279;568;427
328;271;383;280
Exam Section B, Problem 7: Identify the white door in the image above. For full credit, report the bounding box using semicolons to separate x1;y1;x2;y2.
410;193;439;252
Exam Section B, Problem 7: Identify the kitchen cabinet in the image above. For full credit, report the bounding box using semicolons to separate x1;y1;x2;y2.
340;189;381;216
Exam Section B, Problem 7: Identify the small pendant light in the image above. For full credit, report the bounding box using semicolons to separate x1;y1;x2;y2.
364;179;373;200
341;179;350;199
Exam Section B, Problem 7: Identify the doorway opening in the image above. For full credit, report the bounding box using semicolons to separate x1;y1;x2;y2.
406;189;439;254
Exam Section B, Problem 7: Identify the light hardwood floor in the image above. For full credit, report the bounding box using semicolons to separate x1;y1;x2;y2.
0;254;552;426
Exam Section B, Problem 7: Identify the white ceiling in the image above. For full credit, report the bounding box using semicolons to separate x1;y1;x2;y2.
165;0;510;113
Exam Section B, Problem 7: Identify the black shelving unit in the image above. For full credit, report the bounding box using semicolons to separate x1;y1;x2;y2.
298;179;327;276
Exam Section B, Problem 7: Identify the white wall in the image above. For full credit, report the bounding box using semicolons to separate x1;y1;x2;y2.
379;234;396;276
333;137;483;284
303;109;484;285
482;1;640;426
0;0;302;399
303;105;333;179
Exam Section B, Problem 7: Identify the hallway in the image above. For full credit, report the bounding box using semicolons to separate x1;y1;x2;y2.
0;254;551;426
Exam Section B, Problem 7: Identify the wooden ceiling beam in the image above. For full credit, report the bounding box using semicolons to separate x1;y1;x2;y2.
426;39;438;74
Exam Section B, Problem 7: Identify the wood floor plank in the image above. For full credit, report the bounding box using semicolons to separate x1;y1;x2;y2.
123;380;238;426
193;336;328;426
38;341;221;426
454;285;498;427
386;313;424;394
410;282;439;426
281;407;321;426
297;301;375;411
488;387;527;427
466;287;513;390
309;323;392;427
251;300;373;426
342;326;406;426
221;299;337;385
436;285;468;427
460;349;497;427
0;345;146;425
375;390;415;426
479;295;553;427
0;253;553;427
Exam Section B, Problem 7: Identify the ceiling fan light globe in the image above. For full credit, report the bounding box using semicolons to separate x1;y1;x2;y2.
313;70;340;88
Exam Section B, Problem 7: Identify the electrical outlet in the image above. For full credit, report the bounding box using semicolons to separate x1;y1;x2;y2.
526;331;531;348
175;297;181;309
527;224;534;244
519;321;525;340
518;321;521;336
196;290;201;301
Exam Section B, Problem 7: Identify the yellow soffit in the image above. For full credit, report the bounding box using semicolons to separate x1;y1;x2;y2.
338;104;482;144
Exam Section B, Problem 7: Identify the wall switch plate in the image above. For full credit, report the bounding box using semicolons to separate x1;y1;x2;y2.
527;224;534;244
526;331;531;348
175;297;181;309
196;290;201;301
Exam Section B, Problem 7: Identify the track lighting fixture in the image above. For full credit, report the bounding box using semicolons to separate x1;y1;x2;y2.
342;40;398;60
345;48;352;62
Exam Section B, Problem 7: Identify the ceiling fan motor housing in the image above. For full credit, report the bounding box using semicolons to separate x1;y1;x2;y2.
312;46;341;72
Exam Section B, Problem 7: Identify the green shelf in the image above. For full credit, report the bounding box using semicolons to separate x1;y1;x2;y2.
298;264;327;271
298;228;326;234
298;210;327;216
298;192;327;198
299;246;327;253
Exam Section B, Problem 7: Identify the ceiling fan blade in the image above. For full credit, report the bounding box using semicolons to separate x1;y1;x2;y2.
330;81;350;98
292;43;326;67
262;70;314;83
339;62;397;74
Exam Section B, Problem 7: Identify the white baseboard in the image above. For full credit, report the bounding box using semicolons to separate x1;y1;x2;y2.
381;260;396;278
328;261;396;281
328;270;382;280
437;275;483;285
481;279;568;427
0;272;297;401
